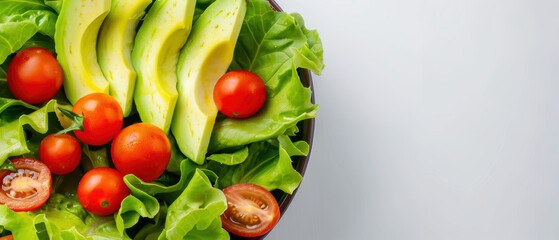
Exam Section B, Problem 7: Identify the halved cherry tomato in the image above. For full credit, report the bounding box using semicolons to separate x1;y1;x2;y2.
39;133;81;175
0;158;52;212
77;167;129;216
111;123;171;183
7;47;63;104
221;184;280;237
213;70;267;118
72;93;123;146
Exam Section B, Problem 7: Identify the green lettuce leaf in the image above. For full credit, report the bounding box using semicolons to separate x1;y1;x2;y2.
208;0;324;152
115;159;198;236
208;136;307;194
0;194;128;240
0;99;61;165
44;0;63;14
206;146;249;165
158;169;228;240
0;0;58;63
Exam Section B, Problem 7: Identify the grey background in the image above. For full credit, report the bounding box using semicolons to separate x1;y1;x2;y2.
267;0;559;239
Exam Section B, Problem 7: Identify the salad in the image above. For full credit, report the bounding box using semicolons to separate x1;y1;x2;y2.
0;0;323;239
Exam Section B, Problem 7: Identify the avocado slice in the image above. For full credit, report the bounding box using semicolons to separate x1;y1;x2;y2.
172;0;247;164
97;0;152;117
132;0;196;132
55;0;111;104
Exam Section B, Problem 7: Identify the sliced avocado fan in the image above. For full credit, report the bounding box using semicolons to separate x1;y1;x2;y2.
55;0;111;104
132;0;197;133
172;0;247;164
98;0;153;117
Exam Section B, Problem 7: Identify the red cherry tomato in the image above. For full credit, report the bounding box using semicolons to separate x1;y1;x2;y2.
72;93;123;146
221;184;280;237
7;47;63;104
111;123;171;183
213;70;267;118
39;133;81;175
0;158;52;212
77;167;129;216
0;235;14;240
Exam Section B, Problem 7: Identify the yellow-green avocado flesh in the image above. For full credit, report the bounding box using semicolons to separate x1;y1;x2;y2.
55;0;111;104
132;0;196;133
98;0;152;117
172;0;247;164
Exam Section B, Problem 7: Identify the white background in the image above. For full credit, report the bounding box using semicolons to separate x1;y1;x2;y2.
268;0;559;239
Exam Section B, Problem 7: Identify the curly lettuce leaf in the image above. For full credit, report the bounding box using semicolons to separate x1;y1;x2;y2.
0;194;127;240
0;99;60;165
158;169;228;240
208;0;324;152
208;135;307;194
0;0;58;63
116;160;197;235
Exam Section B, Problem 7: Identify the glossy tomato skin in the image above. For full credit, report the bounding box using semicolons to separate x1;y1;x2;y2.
221;184;281;237
72;93;123;146
77;167;129;216
0;158;52;212
213;70;267;118
39;133;81;175
111;123;171;183
7;47;63;104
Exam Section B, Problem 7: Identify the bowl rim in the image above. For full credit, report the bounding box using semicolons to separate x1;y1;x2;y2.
230;1;316;239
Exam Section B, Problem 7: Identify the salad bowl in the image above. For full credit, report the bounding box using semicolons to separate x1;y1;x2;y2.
0;0;320;238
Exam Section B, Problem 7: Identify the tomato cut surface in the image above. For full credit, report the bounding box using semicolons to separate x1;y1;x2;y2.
0;158;51;212
221;184;280;237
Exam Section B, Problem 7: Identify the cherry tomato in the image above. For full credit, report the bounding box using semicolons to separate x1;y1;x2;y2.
213;70;267;118
0;235;14;240
72;93;123;146
221;184;280;237
39;133;81;175
77;167;129;216
0;158;51;212
7;47;63;104
111;123;171;183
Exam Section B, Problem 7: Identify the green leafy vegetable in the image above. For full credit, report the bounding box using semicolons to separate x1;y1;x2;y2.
0;194;128;240
209;0;324;152
206;146;249;165
0;100;59;165
208;136;307;194
0;160;16;172
0;0;58;63
44;0;63;14
159;169;228;240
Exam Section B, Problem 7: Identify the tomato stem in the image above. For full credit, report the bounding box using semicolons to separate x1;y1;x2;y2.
55;107;85;135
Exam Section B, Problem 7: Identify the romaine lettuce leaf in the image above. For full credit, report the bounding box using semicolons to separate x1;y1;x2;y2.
209;0;324;152
0;0;58;63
